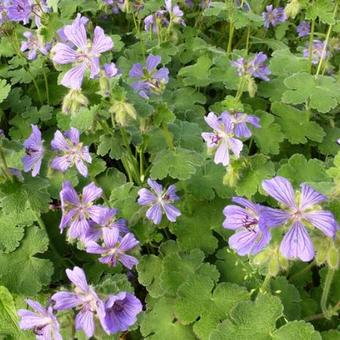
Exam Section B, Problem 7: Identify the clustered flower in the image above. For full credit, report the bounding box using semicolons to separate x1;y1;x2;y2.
296;20;310;37
224;176;338;261
20;31;51;60
143;0;185;33
201;111;260;166
22;125;92;177
51;14;114;89
4;0;49;26
102;0;125;14
129;54;169;99
262;5;287;28
303;39;329;65
231;52;271;81
19;266;142;338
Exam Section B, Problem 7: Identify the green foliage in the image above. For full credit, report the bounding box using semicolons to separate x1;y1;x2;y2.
271;102;325;144
150;148;204;180
0;227;53;295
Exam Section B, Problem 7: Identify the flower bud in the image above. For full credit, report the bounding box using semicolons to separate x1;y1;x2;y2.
62;89;89;115
285;0;301;19
110;100;137;126
247;77;257;98
327;243;339;270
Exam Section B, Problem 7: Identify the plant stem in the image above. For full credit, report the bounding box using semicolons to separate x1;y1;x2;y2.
235;77;246;101
42;65;50;105
321;267;335;316
227;21;235;53
308;19;315;73
315;3;338;76
304;301;340;322
260;272;272;293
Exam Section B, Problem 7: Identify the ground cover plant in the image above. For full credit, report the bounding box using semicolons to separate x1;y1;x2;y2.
0;0;339;339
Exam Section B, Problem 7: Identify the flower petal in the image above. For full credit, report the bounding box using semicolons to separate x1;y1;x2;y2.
280;221;314;262
92;26;113;54
262;176;296;208
52;43;77;64
214;141;229;166
299;183;326;210
304;210;337;237
82;182;103;203
163;203;181;222
65;266;89;292
146;204;163;224
61;63;87;90
75;310;95;338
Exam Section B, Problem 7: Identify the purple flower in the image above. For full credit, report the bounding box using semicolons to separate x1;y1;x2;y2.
223;197;271;256
22;124;44;177
59;181;107;239
85;208;128;241
86;228;139;269
144;10;168;33
50;127;92;177
296;21;310;38
165;0;185;26
103;62;118;78
137;179;181;224
129;54;169;99
303;40;329;65
262;5;287;28
249;52;271;81
262;176;338;262
103;0;125;14
6;0;31;24
31;0;50;27
52;14;113;89
104;292;142;334
18;299;62;340
224;112;261;138
21;31;50;60
231;52;271;81
201;112;243;166
51;266;108;338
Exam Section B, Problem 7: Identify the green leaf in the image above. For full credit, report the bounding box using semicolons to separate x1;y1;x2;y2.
0;286;21;337
175;280;249;340
235;155;275;198
184;161;233;200
71;105;98;131
137;255;164;298
321;330;340;339
210;294;283;340
160;247;219;295
282;73;340;113
271;277;301;321
150;148;204;180
0;209;35;253
272;320;321;340
252;111;284;155
140;297;196;340
97;133;124;160
178;56;213;87
0;227;54;295
271;102;325;144
306;0;336;24
0;79;11;104
170;200;222;254
318;127;340;156
270;49;309;77
170;120;203;152
278;154;331;187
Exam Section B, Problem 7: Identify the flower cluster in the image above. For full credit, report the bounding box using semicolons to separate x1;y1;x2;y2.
137;179;181;224
22;125;92;177
51;14;114;89
262;5;287;28
303;40;329;65
20;31;51;60
223;176;338;262
201;111;260;166
129;54;169;99
3;0;49;26
18;266;142;338
143;0;185;33
231;52;271;81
